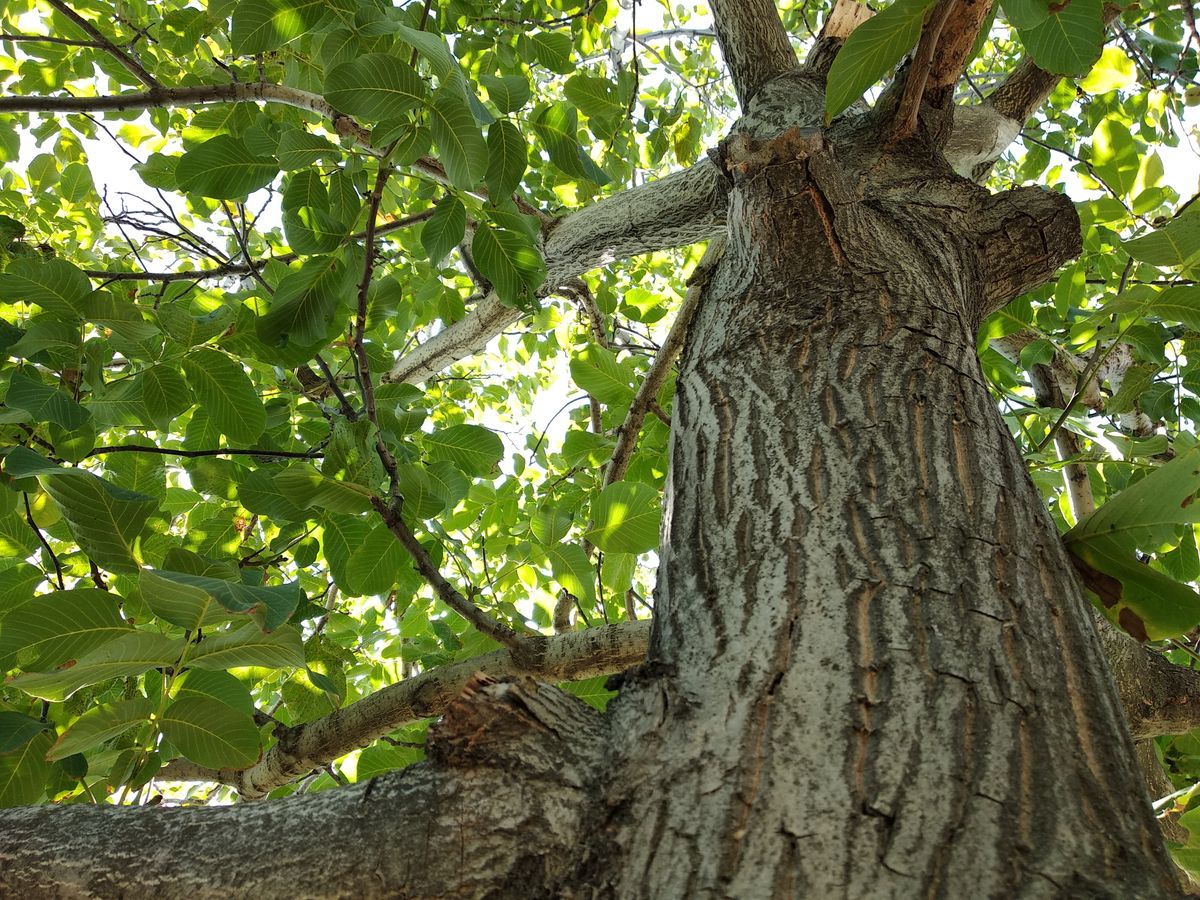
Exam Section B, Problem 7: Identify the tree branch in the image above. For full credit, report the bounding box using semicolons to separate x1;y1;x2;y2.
84;444;323;460
159;620;649;798
605;238;724;486
45;0;159;89
384;159;726;384
369;497;535;659
1;679;607;896
709;0;799;107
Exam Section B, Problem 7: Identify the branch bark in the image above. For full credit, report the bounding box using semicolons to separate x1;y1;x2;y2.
1;678;607;898
604;237;724;486
384;159;727;384
159;620;649;798
709;0;799;107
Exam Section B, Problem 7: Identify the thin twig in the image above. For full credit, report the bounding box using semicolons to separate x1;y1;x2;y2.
605;238;724;486
369;496;537;660
353;163;398;482
24;493;65;590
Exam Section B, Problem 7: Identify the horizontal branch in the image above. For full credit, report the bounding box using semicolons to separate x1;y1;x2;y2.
1;679;607;897
160;620;650;798
86;444;322;460
385;159;727;384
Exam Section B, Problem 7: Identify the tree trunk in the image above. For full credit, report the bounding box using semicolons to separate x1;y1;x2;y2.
593;80;1181;898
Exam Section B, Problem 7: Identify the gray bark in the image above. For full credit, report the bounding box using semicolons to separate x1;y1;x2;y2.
1;678;606;899
594;76;1181;898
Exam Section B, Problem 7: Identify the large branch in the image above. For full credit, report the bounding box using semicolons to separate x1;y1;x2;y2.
709;0;799;107
384;160;726;384
0;82;376;147
160;620;649;798
0;678;605;898
945;4;1123;180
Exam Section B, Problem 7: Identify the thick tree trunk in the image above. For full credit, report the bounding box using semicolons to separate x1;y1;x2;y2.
592;86;1181;898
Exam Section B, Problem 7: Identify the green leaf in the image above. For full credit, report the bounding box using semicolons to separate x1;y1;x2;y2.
181;349;267;444
480;74;531;113
176;135;279;200
47;698;154;761
137;365;194;426
3;448;159;574
569;344;636;407
0;712;50;754
420;196;466;265
585;482;661;555
5;369;91;430
531;31;573;73
428;88;488;189
394;463;449;518
0;588;131;672
547;542;596;605
175;669;254;715
7;632;185;701
472;223;546;309
273;463;374;515
139;569;229;630
1017;0;1104;77
257;254;354;346
825;0;939;122
0;731;52;807
187;622;305;669
324;54;427;122
422;423;503;477
1123;217;1200;269
59;162;94;203
530;102;609;185
1064;448;1200;639
0;258;92;321
1068;533;1200;641
388;23;461;85
564;75;624;120
1067;448;1200;550
345;523;406;596
160;696;260;769
485;121;527;200
276;129;338;170
1002;0;1051;30
1151;286;1200;329
231;0;324;54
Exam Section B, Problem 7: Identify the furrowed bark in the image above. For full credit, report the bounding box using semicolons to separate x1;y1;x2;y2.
709;0;799;107
0;679;606;899
158;620;649;798
384;160;726;384
589;87;1180;898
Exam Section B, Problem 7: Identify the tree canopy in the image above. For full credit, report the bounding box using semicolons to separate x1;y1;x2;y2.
0;0;1199;877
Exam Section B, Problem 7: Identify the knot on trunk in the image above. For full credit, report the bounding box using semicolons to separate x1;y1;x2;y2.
427;674;606;779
